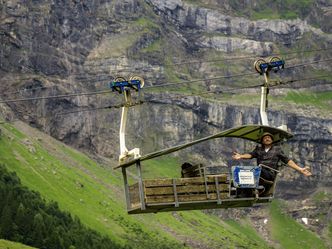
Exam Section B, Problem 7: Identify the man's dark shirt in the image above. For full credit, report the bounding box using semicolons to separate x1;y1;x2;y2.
249;145;290;180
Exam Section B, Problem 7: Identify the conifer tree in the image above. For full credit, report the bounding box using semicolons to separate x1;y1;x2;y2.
0;204;13;240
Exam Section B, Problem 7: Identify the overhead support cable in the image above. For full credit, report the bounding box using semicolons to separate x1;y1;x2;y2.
3;79;331;121
3;77;330;119
0;58;330;104
0;90;113;104
1;50;330;94
145;58;332;90
283;58;332;70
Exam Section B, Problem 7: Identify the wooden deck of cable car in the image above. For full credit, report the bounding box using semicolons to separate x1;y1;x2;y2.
126;175;272;214
128;199;272;214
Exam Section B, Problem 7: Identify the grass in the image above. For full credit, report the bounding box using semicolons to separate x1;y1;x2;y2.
269;200;327;249
0;240;37;249
140;38;163;53
278;32;332;60
140;156;181;179
247;0;314;20
0;124;126;241
251;9;282;20
183;0;218;9
312;190;332;203
0;121;278;248
133;17;159;31
190;89;332;114
0;121;328;248
88;15;160;59
281;91;332;110
329;222;332;244
88;33;139;59
184;0;313;20
152;211;271;249
225;219;268;246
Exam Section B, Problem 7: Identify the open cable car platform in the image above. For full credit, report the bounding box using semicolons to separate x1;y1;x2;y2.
116;124;291;214
127;174;272;214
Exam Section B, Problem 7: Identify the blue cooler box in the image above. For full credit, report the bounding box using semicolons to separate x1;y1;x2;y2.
232;165;261;188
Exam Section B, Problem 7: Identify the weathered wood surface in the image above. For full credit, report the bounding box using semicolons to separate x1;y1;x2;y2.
144;175;228;187
145;184;229;195
146;193;229;203
126;174;275;214
129;184;140;206
129;175;230;209
127;198;272;214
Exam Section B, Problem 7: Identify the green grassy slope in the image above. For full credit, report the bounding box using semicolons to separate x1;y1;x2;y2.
0;121;269;248
0;121;328;248
269;201;326;249
0;239;37;249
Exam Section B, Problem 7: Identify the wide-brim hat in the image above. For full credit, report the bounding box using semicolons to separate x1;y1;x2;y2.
261;132;274;142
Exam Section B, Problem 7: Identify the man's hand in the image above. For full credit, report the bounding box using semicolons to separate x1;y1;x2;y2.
300;166;312;176
232;152;241;160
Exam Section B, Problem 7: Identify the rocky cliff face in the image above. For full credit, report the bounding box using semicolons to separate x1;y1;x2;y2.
136;94;332;197
1;0;331;245
0;0;331;196
146;0;332;49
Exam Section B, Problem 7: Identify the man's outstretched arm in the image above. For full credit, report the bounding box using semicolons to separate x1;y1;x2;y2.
232;152;253;160
287;160;312;176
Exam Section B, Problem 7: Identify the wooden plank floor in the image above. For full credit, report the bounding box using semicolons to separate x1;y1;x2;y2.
126;175;272;214
127;198;272;214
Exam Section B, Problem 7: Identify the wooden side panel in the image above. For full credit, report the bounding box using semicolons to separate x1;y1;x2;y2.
146;193;229;204
128;175;230;208
145;184;229;195
129;183;141;209
144;175;228;187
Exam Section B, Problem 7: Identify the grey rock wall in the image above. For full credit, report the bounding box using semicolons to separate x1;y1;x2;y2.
146;0;332;47
0;0;331;200
133;95;332;198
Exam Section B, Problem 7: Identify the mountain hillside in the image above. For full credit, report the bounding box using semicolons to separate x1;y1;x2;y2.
0;121;272;249
0;0;331;157
0;0;331;248
0;0;331;200
0;121;330;248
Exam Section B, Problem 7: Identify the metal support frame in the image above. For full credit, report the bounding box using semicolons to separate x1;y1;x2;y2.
119;89;141;163
172;179;179;207
136;161;146;210
255;58;287;129
122;167;131;210
260;68;270;126
203;171;210;199
260;85;269;126
215;176;222;205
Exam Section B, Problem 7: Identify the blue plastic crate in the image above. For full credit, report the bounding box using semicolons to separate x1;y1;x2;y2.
232;165;261;188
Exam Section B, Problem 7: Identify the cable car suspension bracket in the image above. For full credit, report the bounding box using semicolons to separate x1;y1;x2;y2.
254;57;286;129
110;76;145;163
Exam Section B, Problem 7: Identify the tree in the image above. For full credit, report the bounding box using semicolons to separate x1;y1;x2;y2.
31;213;46;248
0;204;13;240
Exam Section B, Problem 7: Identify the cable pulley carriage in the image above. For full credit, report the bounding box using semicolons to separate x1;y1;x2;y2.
111;59;291;214
110;76;145;94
